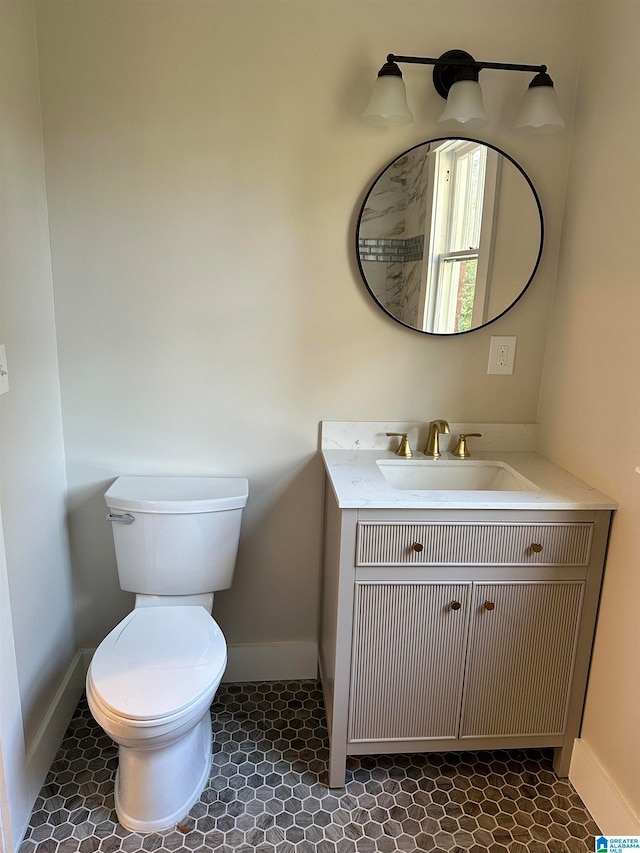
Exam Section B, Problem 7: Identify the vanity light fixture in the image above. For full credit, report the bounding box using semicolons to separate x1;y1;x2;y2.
362;49;565;133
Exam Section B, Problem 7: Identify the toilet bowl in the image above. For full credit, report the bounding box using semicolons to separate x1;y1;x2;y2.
87;606;227;832
87;476;248;832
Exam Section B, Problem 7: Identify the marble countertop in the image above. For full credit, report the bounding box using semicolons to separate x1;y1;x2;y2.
321;449;617;511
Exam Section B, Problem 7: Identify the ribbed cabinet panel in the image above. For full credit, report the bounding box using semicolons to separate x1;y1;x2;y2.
461;582;584;737
349;582;471;742
357;522;592;566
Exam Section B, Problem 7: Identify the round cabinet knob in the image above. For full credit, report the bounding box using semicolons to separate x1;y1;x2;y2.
412;542;424;553
483;600;495;611
450;601;461;611
531;542;543;553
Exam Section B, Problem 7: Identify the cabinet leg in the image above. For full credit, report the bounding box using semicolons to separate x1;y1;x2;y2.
553;739;574;777
327;744;347;789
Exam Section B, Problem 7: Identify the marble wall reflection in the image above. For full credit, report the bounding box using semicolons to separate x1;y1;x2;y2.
359;146;430;327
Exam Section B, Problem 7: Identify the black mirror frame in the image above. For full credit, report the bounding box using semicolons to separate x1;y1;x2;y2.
356;137;544;336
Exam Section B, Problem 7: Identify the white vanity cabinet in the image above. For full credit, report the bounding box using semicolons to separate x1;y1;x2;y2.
319;495;612;788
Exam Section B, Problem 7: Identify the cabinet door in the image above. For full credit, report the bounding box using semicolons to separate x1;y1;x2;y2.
461;582;584;738
349;582;471;742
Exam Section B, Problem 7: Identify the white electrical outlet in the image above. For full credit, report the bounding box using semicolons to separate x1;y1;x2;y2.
0;345;8;394
487;336;516;375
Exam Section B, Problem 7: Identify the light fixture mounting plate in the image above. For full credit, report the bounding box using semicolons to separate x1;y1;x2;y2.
433;49;477;99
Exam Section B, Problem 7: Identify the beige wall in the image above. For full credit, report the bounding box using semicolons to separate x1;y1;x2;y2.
537;0;640;825
34;0;580;651
3;0;638;837
0;0;78;842
0;0;76;746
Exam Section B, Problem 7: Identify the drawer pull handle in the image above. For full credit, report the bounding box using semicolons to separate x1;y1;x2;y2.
412;542;424;553
483;600;495;611
450;601;461;611
531;542;543;553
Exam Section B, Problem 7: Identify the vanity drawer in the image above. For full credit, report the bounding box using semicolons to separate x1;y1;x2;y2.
356;522;593;567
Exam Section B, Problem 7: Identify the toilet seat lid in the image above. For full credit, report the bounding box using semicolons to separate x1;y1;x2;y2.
89;607;226;721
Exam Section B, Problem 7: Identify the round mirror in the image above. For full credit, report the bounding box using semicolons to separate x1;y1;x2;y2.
356;138;543;335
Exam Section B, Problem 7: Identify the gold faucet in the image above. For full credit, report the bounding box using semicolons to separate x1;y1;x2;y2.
386;432;413;458
424;419;450;458
451;433;482;458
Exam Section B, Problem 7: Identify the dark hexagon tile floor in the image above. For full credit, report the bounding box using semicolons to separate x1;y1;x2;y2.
19;680;600;852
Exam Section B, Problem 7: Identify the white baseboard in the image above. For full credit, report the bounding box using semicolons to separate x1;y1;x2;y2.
570;738;640;834
223;642;318;683
81;641;319;685
25;651;85;807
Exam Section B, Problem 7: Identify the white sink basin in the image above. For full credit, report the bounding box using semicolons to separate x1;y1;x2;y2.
377;459;538;492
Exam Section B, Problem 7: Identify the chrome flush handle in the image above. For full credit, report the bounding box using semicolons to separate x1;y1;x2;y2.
107;512;135;525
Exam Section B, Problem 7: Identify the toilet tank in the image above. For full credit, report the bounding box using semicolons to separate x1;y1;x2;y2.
104;476;249;595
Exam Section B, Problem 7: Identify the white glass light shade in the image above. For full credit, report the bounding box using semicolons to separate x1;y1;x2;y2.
437;79;489;130
362;75;413;126
514;84;565;133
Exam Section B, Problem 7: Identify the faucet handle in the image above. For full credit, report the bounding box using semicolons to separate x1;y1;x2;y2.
386;432;413;458
451;433;482;458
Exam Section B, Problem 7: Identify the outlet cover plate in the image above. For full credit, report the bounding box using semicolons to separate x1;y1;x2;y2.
488;336;516;375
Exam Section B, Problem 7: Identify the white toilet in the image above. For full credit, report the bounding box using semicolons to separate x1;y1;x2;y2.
86;475;248;832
